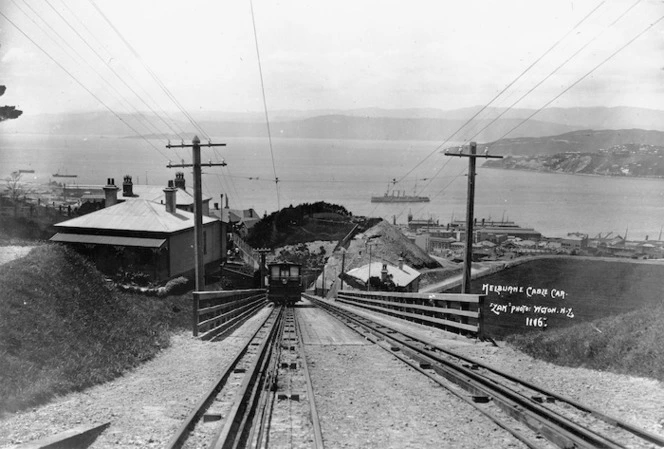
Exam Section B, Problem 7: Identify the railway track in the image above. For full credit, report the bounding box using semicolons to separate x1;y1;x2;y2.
305;293;664;449
166;304;323;449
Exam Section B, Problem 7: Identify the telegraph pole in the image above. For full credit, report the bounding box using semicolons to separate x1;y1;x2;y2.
166;136;227;292
445;142;502;293
255;248;271;288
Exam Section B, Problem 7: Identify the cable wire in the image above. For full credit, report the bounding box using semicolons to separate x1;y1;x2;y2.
466;0;642;143
249;0;281;210
394;0;606;185
88;0;210;141
0;9;171;161
493;13;664;143
58;0;189;139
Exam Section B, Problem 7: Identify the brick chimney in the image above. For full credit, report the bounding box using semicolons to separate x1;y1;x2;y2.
174;172;185;189
381;263;388;282
122;175;133;197
398;257;404;270
103;178;119;208
163;180;177;213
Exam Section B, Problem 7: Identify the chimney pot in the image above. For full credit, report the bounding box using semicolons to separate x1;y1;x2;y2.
122;175;133;197
164;181;177;213
103;177;119;207
174;172;186;189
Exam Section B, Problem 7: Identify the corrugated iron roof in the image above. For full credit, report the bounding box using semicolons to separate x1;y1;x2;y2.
54;199;218;234
50;233;166;248
346;261;420;287
127;185;211;206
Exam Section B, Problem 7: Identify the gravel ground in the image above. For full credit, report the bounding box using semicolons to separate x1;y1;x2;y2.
298;300;533;448
306;344;526;449
1;298;663;448
330;299;664;440
0;306;273;449
0;246;34;266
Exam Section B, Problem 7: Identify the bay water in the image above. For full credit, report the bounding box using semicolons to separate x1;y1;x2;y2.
2;133;664;240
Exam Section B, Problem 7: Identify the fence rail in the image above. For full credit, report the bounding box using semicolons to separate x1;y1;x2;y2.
333;290;485;337
193;288;267;340
228;233;260;269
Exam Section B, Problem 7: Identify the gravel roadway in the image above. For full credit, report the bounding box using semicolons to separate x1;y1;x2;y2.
1;298;664;448
329;298;664;441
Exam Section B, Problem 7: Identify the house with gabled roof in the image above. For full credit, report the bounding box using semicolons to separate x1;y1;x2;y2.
344;259;421;292
121;172;212;216
50;178;223;282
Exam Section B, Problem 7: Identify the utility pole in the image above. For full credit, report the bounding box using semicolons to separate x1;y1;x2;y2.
339;248;346;291
367;243;374;292
255;248;271;288
166;136;227;292
445;142;502;294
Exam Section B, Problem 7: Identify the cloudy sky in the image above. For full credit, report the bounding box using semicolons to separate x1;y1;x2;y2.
1;0;663;117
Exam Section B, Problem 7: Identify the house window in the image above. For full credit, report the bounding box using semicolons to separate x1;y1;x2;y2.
203;231;207;255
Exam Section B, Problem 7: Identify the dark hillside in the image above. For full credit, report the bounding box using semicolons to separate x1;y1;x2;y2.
0;245;190;414
246;202;362;249
460;258;664;339
508;302;664;382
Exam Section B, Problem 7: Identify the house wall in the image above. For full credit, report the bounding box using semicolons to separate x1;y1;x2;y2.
67;243;169;281
169;221;222;277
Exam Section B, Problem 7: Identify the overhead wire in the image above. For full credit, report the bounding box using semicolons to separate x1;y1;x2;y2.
249;0;281;211
0;10;172;161
42;0;183;145
87;0;211;141
56;0;189;139
394;0;606;186
409;9;664;222
87;0;248;207
390;0;627;222
465;0;643;144
492;13;664;144
12;0;180;160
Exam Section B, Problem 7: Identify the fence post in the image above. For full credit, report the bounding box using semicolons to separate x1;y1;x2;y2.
477;294;485;340
192;292;199;337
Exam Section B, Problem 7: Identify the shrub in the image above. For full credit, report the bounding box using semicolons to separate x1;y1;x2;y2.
162;276;191;296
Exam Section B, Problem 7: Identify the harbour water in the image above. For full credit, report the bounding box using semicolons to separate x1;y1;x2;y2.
2;133;664;240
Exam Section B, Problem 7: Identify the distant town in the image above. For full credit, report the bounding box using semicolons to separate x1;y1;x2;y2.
484;144;664;178
403;214;663;262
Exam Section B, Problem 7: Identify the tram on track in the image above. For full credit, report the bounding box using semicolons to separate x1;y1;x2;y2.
267;262;303;305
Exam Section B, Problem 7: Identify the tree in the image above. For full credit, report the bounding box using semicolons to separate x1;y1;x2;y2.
0;85;23;122
4;171;24;216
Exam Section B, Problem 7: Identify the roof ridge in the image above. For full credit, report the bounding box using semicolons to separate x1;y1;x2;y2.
145;200;172;232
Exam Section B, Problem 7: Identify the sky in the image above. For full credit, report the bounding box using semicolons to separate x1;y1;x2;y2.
1;0;663;118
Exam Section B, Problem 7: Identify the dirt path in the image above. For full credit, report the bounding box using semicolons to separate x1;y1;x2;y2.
0;246;34;266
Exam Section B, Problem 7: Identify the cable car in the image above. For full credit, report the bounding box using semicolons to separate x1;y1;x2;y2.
267;262;303;305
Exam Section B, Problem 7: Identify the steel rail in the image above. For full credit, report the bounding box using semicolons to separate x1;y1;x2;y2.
253;305;324;448
246;306;287;448
328;301;625;448
307;294;661;449
294;305;325;449
164;305;279;449
353;308;664;448
212;306;283;449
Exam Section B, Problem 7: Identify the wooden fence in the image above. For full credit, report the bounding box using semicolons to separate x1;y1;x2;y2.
193;289;267;340
334;290;485;337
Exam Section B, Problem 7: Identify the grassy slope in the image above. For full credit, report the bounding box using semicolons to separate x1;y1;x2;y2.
470;258;664;338
507;302;664;382
0;244;191;414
